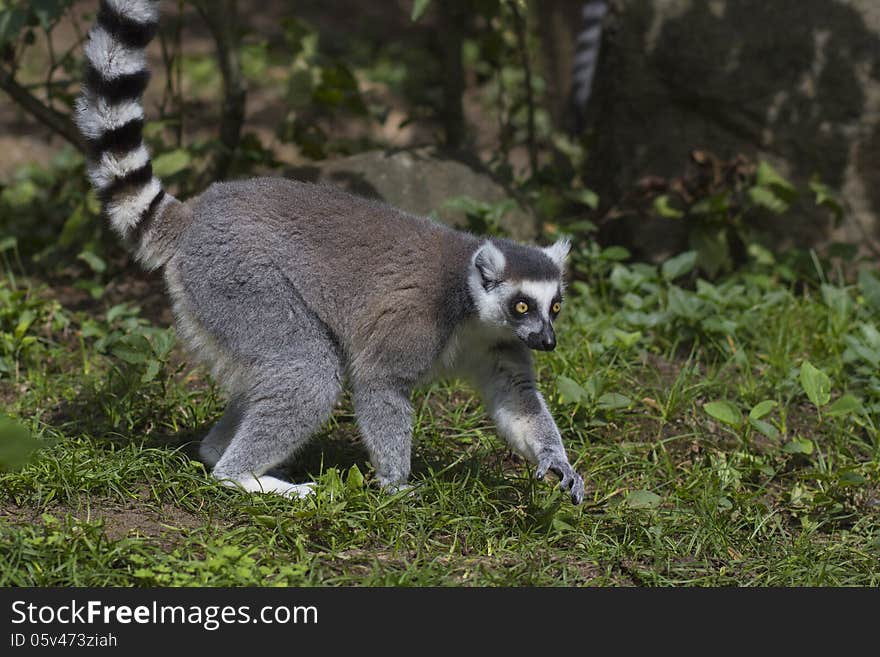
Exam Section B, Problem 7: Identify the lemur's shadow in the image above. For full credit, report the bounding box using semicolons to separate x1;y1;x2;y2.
52;375;511;492
130;401;507;490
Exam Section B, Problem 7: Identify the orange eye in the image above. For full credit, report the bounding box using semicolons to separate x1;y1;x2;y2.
552;301;562;314
515;301;529;314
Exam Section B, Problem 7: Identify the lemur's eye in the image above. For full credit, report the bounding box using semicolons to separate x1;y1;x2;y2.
515;301;529;314
552;301;562;314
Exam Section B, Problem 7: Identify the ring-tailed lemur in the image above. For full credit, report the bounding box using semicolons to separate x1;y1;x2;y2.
572;0;608;133
75;0;585;504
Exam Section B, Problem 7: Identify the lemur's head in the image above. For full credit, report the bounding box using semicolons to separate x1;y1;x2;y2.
468;238;570;351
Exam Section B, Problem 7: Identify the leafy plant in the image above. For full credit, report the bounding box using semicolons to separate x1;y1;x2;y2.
442;195;516;236
609;152;847;278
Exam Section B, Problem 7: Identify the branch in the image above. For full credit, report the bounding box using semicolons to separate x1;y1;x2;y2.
193;0;246;182
0;66;85;152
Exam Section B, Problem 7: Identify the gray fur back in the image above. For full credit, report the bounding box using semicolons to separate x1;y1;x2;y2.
167;178;479;389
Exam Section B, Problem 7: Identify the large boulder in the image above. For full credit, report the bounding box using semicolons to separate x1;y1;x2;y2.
584;0;880;257
284;147;538;241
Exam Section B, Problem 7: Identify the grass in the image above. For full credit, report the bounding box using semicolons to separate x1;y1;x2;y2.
1;246;879;586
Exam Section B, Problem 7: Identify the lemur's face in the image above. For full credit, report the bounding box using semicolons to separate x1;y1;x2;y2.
469;239;569;352
502;280;563;351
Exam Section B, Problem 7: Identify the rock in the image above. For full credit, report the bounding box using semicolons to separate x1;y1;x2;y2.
284;147;538;241
585;0;880;257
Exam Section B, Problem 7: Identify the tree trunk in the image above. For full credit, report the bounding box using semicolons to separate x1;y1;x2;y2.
194;0;246;181
438;0;466;149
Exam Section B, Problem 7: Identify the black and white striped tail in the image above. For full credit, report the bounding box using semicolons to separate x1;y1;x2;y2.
75;0;170;253
572;0;608;132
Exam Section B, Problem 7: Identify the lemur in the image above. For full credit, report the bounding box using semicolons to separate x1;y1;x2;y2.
572;0;608;133
75;0;585;504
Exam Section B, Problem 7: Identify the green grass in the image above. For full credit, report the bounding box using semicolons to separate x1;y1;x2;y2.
1;249;879;586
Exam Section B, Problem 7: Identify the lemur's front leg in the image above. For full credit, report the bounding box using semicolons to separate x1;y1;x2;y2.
473;342;584;504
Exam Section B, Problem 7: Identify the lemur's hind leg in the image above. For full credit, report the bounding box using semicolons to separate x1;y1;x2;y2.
352;380;413;489
212;340;344;499
198;396;244;468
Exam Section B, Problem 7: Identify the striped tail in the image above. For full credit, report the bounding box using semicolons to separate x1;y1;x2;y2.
75;0;179;269
572;0;608;132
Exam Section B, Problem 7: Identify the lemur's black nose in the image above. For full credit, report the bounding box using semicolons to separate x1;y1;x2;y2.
527;326;556;351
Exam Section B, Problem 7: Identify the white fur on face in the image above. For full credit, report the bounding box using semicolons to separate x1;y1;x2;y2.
518;279;561;319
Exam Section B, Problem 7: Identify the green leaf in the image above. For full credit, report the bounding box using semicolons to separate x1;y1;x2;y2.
566;188;599;209
141;359;161;383
748;186;789;214
59;205;91;247
346;464;364;490
596;393;633;411
0;414;42;471
703;401;742;428
690;192;730;217
13;310;35;340
748;417;779;439
111;334;152;365
820;284;851;319
77;250;106;274
653;194;684;219
747;243;776;266
826;394;862;418
661;251;697;281
809;179;844;225
152;149;191;177
837;471;866;487
0;6;28;48
150;330;176;358
556;376;588;405
411;0;431;21
690;224;731;278
241;41;269;80
0;236;17;253
799;360;831;408
564;220;597;234
783;437;814;455
749;400;777;420
1;179;37;206
601;246;630;261
667;286;702;318
755;161;796;196
858;267;880;313
612;329;642;348
624;489;662;509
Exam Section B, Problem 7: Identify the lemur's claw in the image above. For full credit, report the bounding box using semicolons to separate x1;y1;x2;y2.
536;453;585;504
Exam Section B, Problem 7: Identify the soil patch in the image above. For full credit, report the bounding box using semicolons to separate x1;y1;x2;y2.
1;492;211;549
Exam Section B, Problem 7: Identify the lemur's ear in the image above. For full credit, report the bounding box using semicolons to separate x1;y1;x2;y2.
543;238;571;270
473;241;506;290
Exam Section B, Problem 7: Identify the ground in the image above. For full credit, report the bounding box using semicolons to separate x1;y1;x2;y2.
1;248;878;586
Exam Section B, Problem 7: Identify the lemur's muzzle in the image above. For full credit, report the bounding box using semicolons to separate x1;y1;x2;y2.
525;325;556;351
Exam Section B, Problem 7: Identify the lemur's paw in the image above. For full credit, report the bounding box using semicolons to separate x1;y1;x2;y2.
217;474;316;499
372;475;417;498
536;454;585;505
